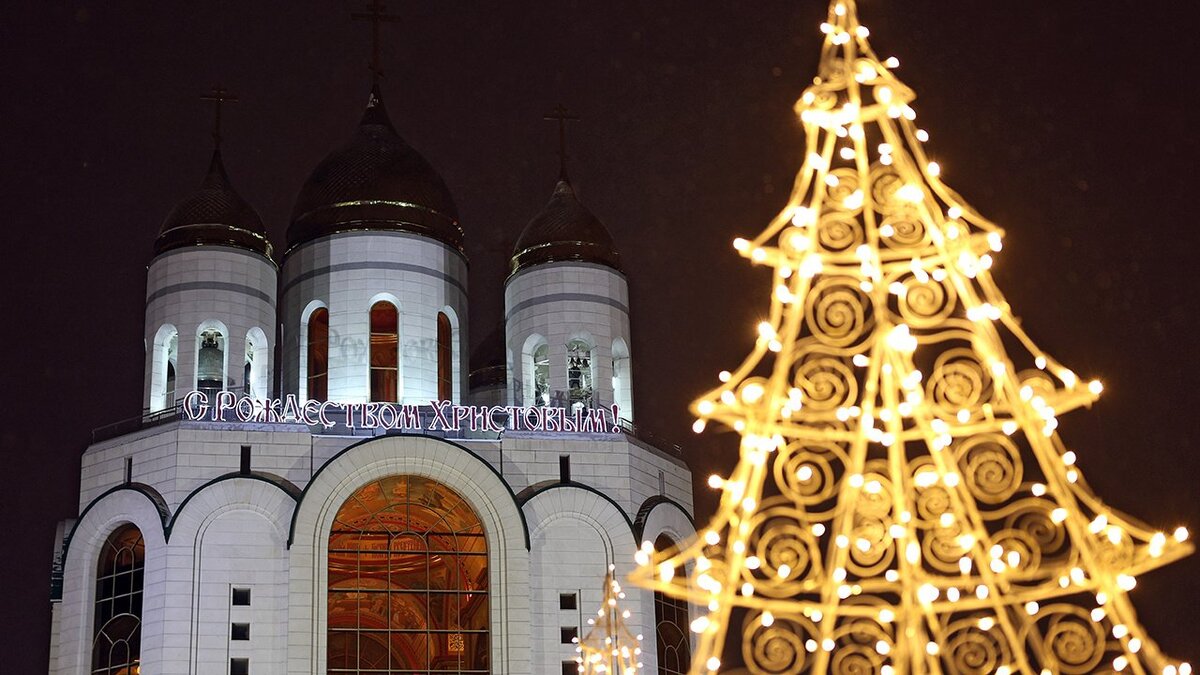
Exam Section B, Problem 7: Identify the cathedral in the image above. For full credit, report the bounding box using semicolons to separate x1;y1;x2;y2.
46;38;696;675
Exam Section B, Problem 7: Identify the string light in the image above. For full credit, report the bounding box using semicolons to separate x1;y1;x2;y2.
631;1;1192;673
576;567;642;674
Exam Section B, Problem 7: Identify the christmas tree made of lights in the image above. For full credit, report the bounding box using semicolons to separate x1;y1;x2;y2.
576;568;644;675
633;2;1192;673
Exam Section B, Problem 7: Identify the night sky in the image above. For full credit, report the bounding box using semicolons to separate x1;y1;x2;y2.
3;1;1198;670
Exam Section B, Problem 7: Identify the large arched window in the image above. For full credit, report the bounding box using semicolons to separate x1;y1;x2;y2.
328;476;489;673
308;307;330;402
93;524;144;675
654;535;690;675
437;312;453;401
566;339;593;412
370;301;400;402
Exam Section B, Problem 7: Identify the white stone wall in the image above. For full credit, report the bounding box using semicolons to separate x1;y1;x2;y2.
522;485;648;674
65;423;693;675
279;232;468;405
504;262;633;420
143;246;277;411
80;423;313;514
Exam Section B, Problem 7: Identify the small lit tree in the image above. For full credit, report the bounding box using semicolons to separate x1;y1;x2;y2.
633;2;1193;673
577;567;645;674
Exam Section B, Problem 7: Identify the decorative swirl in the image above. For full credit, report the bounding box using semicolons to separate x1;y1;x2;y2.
1004;502;1067;564
956;434;1022;504
1039;605;1106;674
926;348;993;416
869;164;907;216
990;529;1042;575
747;502;823;598
847;516;895;577
826;168;863;213
896;275;957;327
879;214;929;250
805;278;871;348
776;446;841;506
831;645;883;675
915;485;951;522
922;528;968;574
743;611;818;675
793;355;859;411
817;213;865;252
940;619;1011;675
1094;527;1135;570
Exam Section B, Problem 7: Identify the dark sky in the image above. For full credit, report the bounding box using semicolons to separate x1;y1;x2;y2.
3;1;1198;670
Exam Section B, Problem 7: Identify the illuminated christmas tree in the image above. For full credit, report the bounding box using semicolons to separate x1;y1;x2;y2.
632;2;1193;673
576;567;644;674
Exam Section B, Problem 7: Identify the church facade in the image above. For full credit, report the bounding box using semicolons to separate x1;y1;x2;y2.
47;80;695;675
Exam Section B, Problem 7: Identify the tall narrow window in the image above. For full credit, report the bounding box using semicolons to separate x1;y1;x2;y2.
197;328;226;398
370;302;399;402
328;475;489;673
653;535;690;675
93;524;144;675
437;312;453;401
566;339;593;412
533;343;550;407
151;326;178;412
308;308;329;402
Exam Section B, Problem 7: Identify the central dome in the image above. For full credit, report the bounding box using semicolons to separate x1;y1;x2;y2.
287;85;462;252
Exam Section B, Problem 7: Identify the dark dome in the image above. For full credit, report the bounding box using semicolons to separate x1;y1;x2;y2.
287;85;462;252
155;148;272;258
510;178;620;276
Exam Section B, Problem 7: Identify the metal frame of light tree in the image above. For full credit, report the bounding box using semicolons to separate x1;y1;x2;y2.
576;567;645;674
631;2;1193;673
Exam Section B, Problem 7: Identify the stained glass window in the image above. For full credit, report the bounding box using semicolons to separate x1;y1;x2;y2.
328;476;489;673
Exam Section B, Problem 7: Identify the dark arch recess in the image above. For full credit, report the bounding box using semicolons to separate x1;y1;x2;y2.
516;479;637;541
165;471;301;540
60;483;169;570
632;495;696;542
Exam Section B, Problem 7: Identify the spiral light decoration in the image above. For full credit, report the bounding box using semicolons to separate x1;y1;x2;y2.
577;567;645;674
631;2;1193;673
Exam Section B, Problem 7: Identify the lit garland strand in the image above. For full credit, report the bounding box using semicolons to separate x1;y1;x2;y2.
631;2;1193;673
576;566;645;674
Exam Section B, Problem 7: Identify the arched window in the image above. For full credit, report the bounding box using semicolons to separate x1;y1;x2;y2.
150;325;178;412
307;307;329;402
533;343;550;407
370;302;400;402
92;524;144;675
653;535;690;675
612;338;633;422
244;328;269;399
196;326;226;398
437;312;453;401
566;339;593;412
328;476;489;673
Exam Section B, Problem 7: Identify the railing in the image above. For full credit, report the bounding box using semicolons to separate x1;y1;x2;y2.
91;404;182;445
617;417;684;458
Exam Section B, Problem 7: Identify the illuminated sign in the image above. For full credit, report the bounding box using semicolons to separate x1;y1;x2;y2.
180;390;622;434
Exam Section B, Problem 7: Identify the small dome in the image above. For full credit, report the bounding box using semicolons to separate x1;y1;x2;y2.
510;178;620;276
287;85;462;252
155;148;272;258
